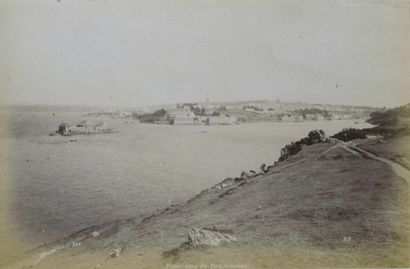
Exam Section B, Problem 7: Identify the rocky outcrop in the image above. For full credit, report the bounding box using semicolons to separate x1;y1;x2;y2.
109;247;122;258
163;228;237;257
211;177;234;190
206;130;332;199
188;228;237;248
260;163;267;174
210;130;330;192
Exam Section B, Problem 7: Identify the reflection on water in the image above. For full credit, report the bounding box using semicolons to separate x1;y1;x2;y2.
5;112;373;245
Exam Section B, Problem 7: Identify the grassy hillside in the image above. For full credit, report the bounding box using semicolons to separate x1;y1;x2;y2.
368;104;410;127
8;134;409;269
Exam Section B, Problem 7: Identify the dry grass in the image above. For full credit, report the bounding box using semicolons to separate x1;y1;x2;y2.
3;136;410;269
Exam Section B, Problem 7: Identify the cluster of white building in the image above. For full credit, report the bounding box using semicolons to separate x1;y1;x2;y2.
169;110;237;125
280;113;354;122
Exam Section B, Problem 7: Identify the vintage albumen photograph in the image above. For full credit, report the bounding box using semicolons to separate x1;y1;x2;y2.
0;1;409;268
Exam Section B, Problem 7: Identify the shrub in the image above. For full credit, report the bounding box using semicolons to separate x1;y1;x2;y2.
279;129;327;161
331;128;367;142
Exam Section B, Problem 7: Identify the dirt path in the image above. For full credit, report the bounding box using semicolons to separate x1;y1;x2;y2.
337;144;362;157
276;140;410;182
343;142;410;183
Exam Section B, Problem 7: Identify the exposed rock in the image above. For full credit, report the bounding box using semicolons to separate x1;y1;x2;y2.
212;177;234;190
213;131;329;192
188;228;237;248
34;248;59;266
110;247;122;258
240;171;253;179
266;164;275;171
162;228;237;257
91;231;100;238
260;163;267;173
231;177;239;182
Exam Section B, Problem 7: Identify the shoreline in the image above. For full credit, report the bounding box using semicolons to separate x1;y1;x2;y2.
4;125;408;268
1;107;409;268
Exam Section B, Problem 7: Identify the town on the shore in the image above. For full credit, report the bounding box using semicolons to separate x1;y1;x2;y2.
52;100;379;135
83;100;379;125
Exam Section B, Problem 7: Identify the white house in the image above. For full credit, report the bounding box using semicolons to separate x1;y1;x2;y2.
94;121;109;131
173;111;201;125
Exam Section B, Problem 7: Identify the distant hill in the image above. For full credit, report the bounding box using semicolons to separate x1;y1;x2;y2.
367;103;410;127
331;104;410;141
0;105;103;113
1;101;380;115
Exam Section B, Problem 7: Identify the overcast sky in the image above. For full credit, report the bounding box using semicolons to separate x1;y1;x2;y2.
1;0;409;107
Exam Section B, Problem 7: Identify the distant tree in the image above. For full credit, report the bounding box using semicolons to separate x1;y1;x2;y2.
279;129;327;161
294;108;329;117
331;128;367;142
151;109;167;117
219;105;227;111
138;109;168;123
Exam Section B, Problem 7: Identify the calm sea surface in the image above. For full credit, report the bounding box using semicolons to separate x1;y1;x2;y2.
1;111;373;246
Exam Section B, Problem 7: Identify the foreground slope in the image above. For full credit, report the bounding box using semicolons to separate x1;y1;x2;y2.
8;135;409;269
